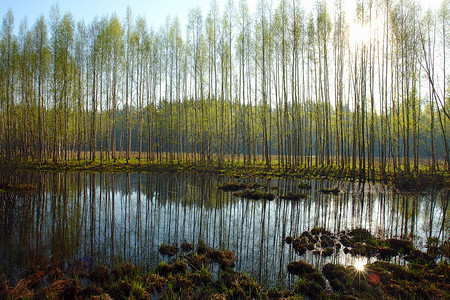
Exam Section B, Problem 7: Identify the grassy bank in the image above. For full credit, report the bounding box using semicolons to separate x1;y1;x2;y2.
15;158;450;191
1;229;449;299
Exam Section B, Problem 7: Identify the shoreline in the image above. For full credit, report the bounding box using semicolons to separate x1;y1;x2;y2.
15;159;450;191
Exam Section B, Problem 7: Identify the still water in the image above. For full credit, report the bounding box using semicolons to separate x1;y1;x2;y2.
0;172;448;286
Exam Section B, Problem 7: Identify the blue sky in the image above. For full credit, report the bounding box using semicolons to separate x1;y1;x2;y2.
1;0;209;29
0;0;257;31
0;0;444;32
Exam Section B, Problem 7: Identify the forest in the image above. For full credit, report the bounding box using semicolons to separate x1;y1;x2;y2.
1;0;450;178
1;1;450;298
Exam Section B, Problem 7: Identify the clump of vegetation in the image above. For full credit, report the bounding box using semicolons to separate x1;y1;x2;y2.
320;233;336;248
386;238;414;255
321;247;334;257
0;182;37;192
232;189;275;200
297;182;312;189
1;239;449;299
392;171;446;192
158;243;179;256
172;260;187;274
156;261;173;276
279;191;308;200
283;228;450;299
349;228;373;243
295;275;327;299
318;187;341;195
310;227;330;236
112;262;140;280
46;279;81;299
181;242;194;252
217;182;247;191
88;266;110;285
187;253;208;270
441;239;450;258
196;240;210;255
292;239;307;255
427;237;441;259
287;260;315;276
285;236;294;244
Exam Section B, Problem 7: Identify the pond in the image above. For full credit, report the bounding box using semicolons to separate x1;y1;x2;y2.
0;172;448;287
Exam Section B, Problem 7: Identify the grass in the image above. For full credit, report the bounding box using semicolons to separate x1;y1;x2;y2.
279;191;308;200
1;238;448;300
8;152;450;192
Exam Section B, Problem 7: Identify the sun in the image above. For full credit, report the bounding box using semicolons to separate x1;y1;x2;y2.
354;259;365;271
348;16;384;47
349;22;371;46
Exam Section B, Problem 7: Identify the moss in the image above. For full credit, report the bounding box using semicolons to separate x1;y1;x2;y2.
196;240;210;255
386;238;413;255
78;285;103;298
219;259;235;270
172;260;187;274
371;261;418;281
285;236;295;244
46;279;81;299
233;189;275;200
279;192;308;200
321;247;334;257
427;237;441;259
112;262;140;280
181;242;193;252
404;249;436;266
440;239;450;259
320;234;335;248
2;238;449;299
310;227;328;236
0;182;37;193
322;263;348;293
89;265;110;285
207;249;226;262
295;277;327;299
130;280;150;300
292;239;307;255
217;182;247;191
156;261;173;276
300;231;313;239
287;261;315;276
106;280;132;299
297;182;312;190
374;245;397;260
20;158;450;188
197;265;213;285
348;228;372;243
146;274;168;293
187;253;208;270
159;243;179;256
318;187;340;195
393;171;446;191
0;275;9;299
349;243;368;257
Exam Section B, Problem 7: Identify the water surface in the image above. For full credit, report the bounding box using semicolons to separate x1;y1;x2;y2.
0;172;448;286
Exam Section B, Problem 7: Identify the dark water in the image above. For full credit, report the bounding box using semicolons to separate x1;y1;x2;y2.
0;172;448;287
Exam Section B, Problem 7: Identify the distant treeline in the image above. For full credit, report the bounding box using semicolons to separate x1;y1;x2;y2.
0;0;449;175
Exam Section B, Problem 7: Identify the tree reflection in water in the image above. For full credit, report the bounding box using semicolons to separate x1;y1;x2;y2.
0;172;448;287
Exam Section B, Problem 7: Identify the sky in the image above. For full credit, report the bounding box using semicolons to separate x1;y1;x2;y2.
0;0;445;33
0;0;257;31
